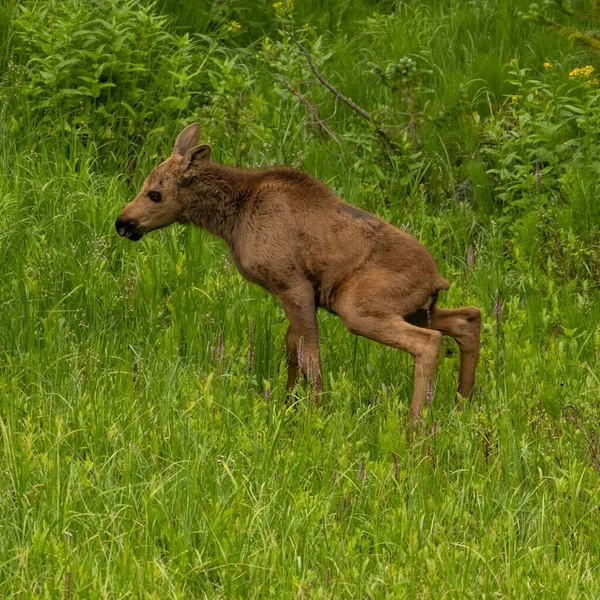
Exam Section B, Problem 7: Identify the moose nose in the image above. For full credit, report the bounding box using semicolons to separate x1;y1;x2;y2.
115;216;143;241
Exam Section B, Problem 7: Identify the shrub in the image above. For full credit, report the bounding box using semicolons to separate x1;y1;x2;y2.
480;59;600;287
4;0;210;159
481;60;600;216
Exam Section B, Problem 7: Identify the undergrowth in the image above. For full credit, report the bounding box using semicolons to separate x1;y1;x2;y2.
0;0;599;597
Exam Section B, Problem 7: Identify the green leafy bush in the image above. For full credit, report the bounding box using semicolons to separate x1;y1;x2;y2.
479;60;600;287
5;0;210;156
482;61;600;214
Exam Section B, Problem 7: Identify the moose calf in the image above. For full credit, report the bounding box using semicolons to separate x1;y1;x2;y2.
116;123;481;419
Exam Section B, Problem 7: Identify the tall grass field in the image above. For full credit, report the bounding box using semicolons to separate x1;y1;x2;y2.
1;0;599;597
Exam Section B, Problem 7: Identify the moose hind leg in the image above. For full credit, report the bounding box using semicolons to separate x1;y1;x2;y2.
429;306;481;397
337;307;442;420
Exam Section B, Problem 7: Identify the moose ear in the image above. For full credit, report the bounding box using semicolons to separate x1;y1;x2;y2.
172;123;201;157
181;144;211;171
178;145;211;186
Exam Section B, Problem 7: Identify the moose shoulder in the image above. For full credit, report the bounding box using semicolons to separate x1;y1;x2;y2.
116;123;481;420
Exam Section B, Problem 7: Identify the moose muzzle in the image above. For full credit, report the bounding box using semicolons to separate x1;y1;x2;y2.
115;216;144;241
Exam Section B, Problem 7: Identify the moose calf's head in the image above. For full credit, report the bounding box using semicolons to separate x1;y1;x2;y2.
115;123;211;241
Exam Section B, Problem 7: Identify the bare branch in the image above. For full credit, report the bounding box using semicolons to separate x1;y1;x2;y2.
278;77;340;145
530;12;600;50
284;26;395;148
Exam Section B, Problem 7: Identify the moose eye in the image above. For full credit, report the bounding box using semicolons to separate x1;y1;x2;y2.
148;191;162;203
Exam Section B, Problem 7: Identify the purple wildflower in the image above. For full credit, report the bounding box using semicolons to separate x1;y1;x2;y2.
358;460;366;483
214;332;224;362
297;336;304;369
65;572;72;600
467;246;474;268
342;496;351;514
425;377;433;407
495;293;502;334
308;357;320;388
247;318;254;373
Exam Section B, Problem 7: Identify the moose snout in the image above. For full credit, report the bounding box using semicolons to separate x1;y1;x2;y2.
115;215;144;241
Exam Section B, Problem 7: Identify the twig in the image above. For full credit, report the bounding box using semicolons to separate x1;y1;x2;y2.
404;85;420;151
555;0;600;21
284;26;395;148
470;141;482;160
278;77;340;145
531;14;600;51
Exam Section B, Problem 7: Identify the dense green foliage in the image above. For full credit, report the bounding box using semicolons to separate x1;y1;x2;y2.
1;0;599;597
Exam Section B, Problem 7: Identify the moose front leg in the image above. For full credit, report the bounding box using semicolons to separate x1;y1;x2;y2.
279;285;323;397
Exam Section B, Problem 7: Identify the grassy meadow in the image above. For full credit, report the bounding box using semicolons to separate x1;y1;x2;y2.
1;0;600;597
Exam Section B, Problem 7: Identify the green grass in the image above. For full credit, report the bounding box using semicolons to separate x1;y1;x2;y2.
1;0;600;597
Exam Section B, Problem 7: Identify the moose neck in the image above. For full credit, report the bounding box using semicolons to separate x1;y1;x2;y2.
180;163;249;246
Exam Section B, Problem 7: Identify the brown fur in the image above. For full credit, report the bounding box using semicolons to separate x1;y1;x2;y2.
116;123;481;419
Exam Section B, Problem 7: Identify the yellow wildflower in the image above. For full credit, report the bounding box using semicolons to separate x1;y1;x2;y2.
569;65;595;79
543;62;552;69
509;58;517;66
228;21;241;33
534;89;539;95
511;95;518;103
273;0;293;14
